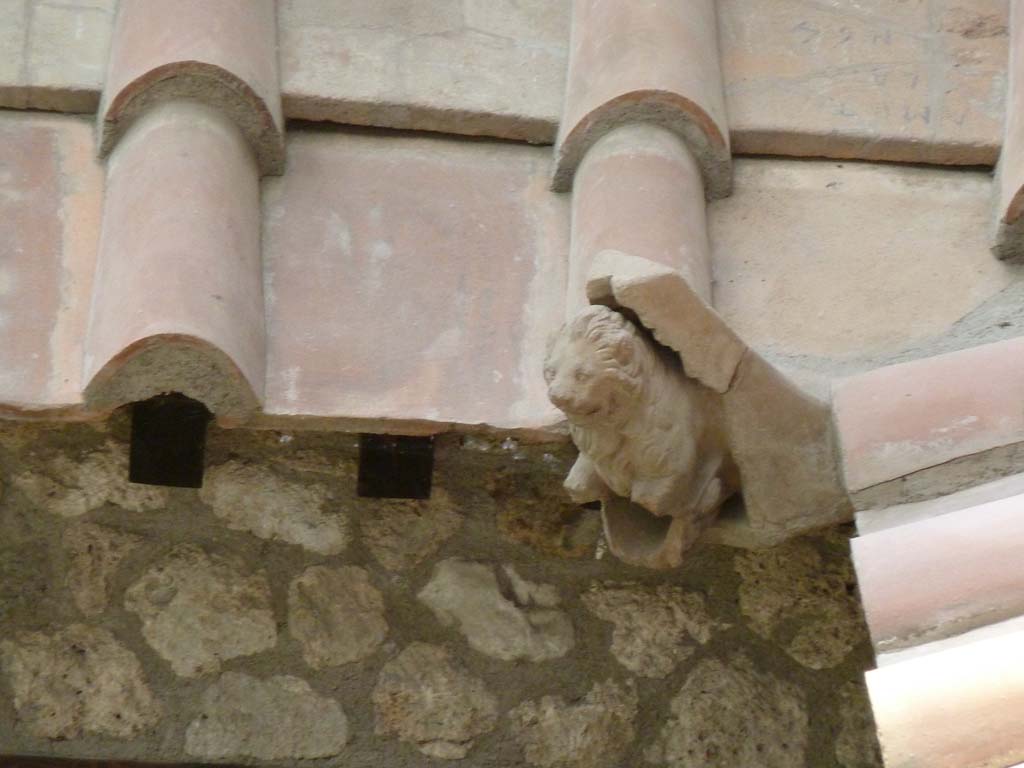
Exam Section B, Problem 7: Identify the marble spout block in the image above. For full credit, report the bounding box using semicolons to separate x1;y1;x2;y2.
98;0;284;174
544;305;738;569
553;0;730;197
83;101;265;421
571;251;850;558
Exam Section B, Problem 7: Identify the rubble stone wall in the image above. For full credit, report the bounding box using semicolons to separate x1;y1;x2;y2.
0;416;881;767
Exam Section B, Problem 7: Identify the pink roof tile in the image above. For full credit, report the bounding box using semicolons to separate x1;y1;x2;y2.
570;125;714;315
834;338;1024;494
0;113;102;415
261;131;568;432
721;0;1007;167
853;492;1024;652
867;627;1024;768
84;101;265;421
0;1;1009;168
553;0;730;196
98;0;283;174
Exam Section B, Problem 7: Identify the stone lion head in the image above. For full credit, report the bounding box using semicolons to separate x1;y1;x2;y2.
543;305;645;426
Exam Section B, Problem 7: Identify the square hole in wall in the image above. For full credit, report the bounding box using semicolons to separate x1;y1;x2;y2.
357;434;434;499
129;393;211;488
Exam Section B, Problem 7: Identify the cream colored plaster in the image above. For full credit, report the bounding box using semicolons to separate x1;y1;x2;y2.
711;159;1015;363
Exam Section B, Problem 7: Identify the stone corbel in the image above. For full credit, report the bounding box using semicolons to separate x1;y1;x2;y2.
544;302;739;569
546;251;852;568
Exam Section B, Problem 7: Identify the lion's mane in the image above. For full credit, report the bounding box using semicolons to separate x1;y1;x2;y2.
555;306;705;500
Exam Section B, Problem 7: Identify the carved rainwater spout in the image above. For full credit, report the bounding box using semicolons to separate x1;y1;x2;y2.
544;305;739;568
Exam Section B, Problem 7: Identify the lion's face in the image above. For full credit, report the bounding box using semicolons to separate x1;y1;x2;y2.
544;308;640;427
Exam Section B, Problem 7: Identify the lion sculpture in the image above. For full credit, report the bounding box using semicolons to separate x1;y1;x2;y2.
544;305;737;564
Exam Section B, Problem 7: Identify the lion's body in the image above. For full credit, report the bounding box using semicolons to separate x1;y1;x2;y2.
544;305;734;520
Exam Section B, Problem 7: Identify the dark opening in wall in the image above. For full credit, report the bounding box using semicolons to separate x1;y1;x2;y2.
357;434;434;499
129;393;212;488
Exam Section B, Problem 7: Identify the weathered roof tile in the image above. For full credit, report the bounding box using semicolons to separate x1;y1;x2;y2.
84;100;265;421
98;0;284;174
553;0;730;196
261;131;568;433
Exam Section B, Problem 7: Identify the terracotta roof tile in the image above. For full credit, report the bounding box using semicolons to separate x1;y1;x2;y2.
0;1;1020;560
98;0;284;174
857;472;1024;535
867;626;1024;768
0;2;1006;165
0;0;113;113
278;0;569;144
261;131;568;433
834;338;1024;500
84;100;265;422
552;0;730;196
853;489;1024;652
853;479;1024;767
0;112;102;415
571;125;715;314
720;0;1007;166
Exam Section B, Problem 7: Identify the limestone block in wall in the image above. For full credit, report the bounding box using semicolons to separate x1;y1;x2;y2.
62;522;142;616
735;536;865;670
510;680;638;768
646;656;809;768
372;643;498;760
582;583;720;677
360;490;462;570
123;545;277;678
200;461;348;554
288;565;387;668
417;559;574;662
13;441;166;517
185;672;349;761
0;624;161;740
